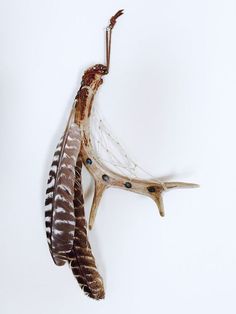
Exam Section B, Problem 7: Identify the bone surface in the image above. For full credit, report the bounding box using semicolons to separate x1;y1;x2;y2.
73;10;198;229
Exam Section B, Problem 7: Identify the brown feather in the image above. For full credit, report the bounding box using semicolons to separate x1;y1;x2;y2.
68;156;105;299
45;110;81;266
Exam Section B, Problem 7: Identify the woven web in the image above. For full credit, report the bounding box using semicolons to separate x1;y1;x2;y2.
89;106;163;183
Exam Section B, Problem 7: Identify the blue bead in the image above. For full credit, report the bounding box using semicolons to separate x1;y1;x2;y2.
86;158;92;165
147;186;156;193
102;174;109;182
124;182;132;188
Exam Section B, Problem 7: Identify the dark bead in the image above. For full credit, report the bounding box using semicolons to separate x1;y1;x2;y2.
147;186;156;193
102;174;109;182
86;158;92;165
124;182;132;189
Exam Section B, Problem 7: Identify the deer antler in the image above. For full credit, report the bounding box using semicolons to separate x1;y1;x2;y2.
72;9;199;229
78;120;199;229
45;10;199;299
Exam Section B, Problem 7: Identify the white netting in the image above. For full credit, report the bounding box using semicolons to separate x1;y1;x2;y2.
89;106;163;183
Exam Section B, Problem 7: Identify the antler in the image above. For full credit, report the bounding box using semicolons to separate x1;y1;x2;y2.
73;9;199;230
79;123;199;230
45;10;199;299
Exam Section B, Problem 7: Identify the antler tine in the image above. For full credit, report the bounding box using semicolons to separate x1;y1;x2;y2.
154;194;165;217
89;182;106;230
164;182;200;190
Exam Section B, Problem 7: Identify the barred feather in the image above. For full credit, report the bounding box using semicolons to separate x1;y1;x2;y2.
45;110;81;266
68;157;105;299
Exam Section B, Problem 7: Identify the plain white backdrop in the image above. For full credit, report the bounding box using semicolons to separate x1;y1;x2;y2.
1;0;236;313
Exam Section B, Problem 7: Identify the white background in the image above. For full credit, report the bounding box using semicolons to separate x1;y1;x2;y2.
1;1;236;313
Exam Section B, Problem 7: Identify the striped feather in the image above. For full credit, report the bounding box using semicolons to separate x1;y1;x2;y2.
45;110;81;266
68;157;105;299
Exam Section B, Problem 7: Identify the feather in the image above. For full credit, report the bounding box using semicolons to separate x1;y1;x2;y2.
45;109;81;266
68;156;105;299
